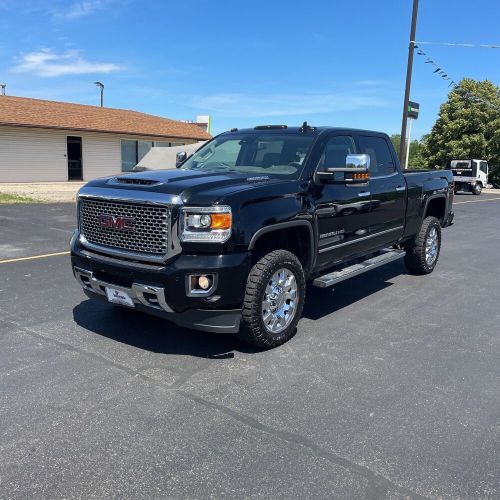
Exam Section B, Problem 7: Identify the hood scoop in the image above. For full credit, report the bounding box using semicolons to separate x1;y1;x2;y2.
112;177;161;186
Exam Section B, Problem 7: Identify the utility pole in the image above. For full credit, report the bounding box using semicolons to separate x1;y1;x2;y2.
94;81;104;107
399;0;419;168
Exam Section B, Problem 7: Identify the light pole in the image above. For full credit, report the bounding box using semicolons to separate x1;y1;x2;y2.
94;81;104;107
0;84;6;96
399;0;419;168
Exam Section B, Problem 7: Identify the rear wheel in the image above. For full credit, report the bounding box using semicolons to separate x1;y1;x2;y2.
473;183;482;195
404;216;442;275
239;250;305;349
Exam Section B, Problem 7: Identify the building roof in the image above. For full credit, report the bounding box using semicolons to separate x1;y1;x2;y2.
0;96;212;141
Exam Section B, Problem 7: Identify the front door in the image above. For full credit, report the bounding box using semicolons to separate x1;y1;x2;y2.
356;134;406;248
312;134;373;267
67;136;83;180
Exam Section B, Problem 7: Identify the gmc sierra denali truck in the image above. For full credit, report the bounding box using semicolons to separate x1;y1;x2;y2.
71;124;454;348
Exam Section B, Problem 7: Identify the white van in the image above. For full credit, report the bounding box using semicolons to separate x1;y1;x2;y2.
446;159;488;195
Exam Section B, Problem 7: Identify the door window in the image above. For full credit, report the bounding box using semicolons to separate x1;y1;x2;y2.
480;161;488;174
358;136;395;177
316;135;357;182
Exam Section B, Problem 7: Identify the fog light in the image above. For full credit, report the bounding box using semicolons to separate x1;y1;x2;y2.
198;275;211;290
187;273;216;296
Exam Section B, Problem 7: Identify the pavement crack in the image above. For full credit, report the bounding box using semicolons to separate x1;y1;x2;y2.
176;389;430;500
1;310;429;499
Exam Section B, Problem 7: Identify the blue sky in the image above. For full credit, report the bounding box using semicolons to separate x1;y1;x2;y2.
0;0;499;137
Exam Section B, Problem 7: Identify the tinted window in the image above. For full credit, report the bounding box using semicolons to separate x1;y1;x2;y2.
358;136;395;176
121;140;137;172
182;134;315;179
480;161;488;174
317;135;356;172
121;140;154;172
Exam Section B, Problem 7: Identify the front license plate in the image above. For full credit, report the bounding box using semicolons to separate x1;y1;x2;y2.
105;287;135;307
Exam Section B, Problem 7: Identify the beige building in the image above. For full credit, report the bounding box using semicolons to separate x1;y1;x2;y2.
0;96;211;182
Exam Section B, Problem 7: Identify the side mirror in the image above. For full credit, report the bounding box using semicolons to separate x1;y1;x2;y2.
316;154;370;184
176;151;188;168
345;154;370;171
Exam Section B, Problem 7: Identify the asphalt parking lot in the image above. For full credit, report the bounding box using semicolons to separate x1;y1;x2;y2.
1;194;499;499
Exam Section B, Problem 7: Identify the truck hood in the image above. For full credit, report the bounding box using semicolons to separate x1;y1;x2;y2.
83;168;295;205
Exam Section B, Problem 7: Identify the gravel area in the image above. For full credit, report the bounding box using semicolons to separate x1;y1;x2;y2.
0;182;84;202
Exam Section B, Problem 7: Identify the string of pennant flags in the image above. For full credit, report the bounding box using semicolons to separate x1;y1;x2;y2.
412;43;500;112
413;43;458;87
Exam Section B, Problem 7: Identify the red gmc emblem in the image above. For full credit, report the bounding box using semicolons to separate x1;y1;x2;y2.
99;214;135;231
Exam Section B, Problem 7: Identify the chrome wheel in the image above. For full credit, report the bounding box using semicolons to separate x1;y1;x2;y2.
425;226;439;265
261;268;298;334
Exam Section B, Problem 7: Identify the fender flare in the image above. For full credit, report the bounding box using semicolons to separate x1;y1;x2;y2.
423;193;447;223
248;220;316;273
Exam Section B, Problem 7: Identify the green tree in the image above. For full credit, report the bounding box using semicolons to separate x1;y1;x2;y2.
390;134;426;169
422;79;500;176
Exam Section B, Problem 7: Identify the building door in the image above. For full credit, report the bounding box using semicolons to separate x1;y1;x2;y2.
67;136;83;180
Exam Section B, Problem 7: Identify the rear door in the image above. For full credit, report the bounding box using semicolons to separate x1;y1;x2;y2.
356;134;406;248
313;133;373;266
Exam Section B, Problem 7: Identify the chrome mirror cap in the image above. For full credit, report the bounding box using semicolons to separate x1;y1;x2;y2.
345;154;370;171
176;151;188;167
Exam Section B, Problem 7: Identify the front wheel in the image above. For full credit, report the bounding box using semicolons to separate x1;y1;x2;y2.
473;183;482;195
239;250;305;349
404;216;442;275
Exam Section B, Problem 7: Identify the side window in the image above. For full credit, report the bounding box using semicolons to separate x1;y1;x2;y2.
317;135;356;173
480;161;488;174
358;136;395;177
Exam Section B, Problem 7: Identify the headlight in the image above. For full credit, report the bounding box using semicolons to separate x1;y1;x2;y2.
180;206;232;243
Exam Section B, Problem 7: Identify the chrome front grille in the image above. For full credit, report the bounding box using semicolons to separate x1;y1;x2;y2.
79;197;169;258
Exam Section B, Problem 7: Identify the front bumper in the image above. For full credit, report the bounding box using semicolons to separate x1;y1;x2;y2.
71;232;251;334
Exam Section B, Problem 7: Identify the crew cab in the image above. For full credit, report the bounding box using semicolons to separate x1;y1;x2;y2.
71;124;454;348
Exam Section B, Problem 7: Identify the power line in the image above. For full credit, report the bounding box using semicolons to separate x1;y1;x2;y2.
415;41;500;49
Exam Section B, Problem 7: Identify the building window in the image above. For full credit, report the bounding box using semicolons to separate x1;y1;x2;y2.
121;140;137;172
121;140;188;171
137;141;153;163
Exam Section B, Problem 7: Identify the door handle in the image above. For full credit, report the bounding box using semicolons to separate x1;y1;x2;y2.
357;191;370;197
395;186;406;192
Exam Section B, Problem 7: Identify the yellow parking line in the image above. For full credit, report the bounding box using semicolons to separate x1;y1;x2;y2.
0;251;70;264
455;197;500;205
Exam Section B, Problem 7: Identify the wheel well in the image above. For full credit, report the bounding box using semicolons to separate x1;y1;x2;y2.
476;180;483;187
250;226;312;273
425;197;446;224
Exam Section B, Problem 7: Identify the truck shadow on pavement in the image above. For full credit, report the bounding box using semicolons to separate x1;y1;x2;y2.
303;261;403;320
72;300;258;357
72;261;404;356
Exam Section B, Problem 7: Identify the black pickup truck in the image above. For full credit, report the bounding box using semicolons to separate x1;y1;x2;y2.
71;124;454;348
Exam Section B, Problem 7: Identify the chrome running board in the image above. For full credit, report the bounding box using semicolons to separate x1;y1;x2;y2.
313;249;406;288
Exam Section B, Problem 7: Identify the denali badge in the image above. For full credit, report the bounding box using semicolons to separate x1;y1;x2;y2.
99;214;135;231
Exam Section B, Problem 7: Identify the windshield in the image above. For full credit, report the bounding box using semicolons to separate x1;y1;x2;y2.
181;133;315;179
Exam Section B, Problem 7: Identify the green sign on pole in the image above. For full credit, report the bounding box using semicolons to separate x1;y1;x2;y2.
408;101;419;119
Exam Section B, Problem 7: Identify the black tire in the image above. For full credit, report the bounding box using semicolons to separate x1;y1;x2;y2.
238;250;305;349
404;216;442;275
473;183;482;195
